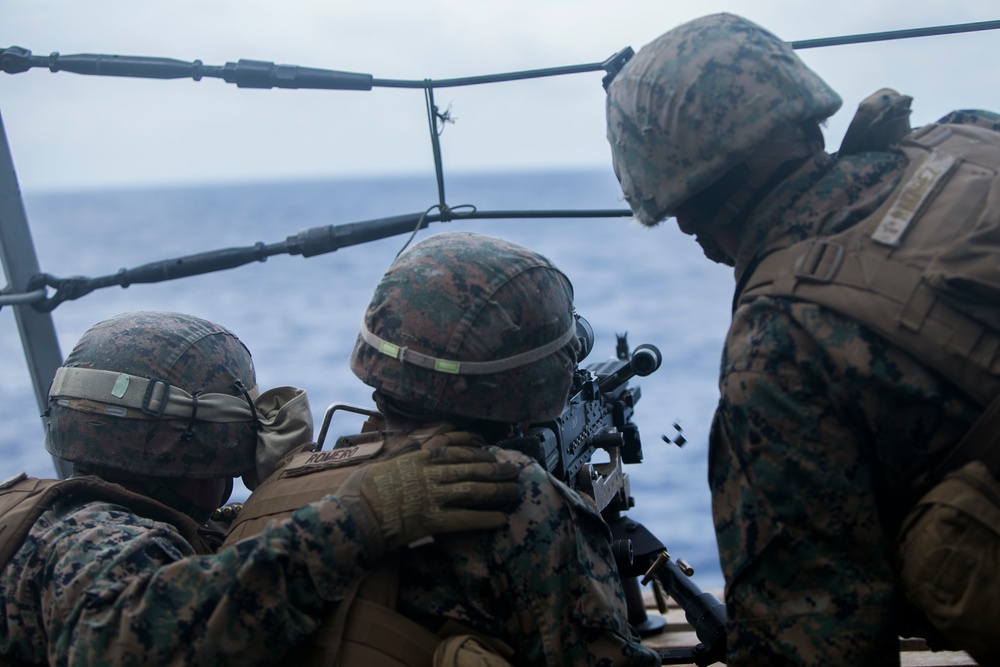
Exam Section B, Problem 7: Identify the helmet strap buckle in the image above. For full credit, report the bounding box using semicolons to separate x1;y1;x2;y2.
140;378;171;417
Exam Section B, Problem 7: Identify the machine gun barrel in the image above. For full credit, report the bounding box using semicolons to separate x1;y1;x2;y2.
596;343;662;394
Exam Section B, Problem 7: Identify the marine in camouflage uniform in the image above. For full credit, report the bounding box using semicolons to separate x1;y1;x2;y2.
0;311;519;666
606;13;999;666
225;232;658;666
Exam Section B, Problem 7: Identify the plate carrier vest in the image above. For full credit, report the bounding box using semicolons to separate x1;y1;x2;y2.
222;424;514;667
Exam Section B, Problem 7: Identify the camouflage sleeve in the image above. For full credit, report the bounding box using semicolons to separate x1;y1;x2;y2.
712;297;982;667
398;448;656;666
0;494;371;666
532;478;660;667
488;453;658;666
710;297;900;665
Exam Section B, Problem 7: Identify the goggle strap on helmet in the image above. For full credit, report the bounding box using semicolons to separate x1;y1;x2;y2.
358;317;577;376
50;367;258;423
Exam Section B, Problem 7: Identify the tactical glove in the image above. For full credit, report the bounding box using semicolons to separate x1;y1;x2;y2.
338;446;520;556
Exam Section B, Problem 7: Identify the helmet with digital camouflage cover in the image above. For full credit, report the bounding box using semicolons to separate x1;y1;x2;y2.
606;12;842;228
350;232;580;424
45;311;259;480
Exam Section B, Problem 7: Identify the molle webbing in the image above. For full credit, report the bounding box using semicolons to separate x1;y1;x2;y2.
291;555;440;667
0;474;211;573
737;122;1000;408
274;547;440;667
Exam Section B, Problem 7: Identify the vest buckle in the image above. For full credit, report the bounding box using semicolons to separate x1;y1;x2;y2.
793;240;844;283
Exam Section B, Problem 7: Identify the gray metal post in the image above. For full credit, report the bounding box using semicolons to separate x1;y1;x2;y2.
0;109;71;478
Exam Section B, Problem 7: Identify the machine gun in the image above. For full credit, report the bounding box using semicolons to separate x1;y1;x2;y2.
495;316;727;666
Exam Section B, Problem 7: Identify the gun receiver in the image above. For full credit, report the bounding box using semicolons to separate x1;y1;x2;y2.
505;337;660;513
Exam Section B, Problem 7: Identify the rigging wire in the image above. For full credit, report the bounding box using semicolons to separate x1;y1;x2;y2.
4;20;999;90
790;18;1000;50
1;17;999;309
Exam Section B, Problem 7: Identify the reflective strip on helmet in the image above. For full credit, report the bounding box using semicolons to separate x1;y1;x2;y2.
49;367;258;423
359;318;577;375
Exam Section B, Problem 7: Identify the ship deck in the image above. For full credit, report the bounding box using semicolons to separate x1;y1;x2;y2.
640;590;977;666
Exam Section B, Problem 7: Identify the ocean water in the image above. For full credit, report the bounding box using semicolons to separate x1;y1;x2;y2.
0;168;735;590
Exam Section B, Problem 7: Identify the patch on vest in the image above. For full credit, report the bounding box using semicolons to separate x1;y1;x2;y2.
282;441;384;477
872;150;957;246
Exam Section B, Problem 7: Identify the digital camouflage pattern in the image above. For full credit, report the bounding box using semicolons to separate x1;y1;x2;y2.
399;441;656;665
243;425;659;666
605;13;841;227
350;232;579;424
0;487;373;665
709;110;1000;665
46;311;259;478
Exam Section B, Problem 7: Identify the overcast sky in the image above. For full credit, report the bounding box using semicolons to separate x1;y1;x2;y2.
3;0;1000;192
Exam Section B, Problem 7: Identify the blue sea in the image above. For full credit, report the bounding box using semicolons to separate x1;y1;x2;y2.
0;168;735;590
